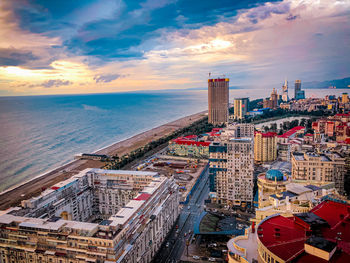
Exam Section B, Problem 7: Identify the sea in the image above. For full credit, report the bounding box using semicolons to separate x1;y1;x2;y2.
0;88;348;192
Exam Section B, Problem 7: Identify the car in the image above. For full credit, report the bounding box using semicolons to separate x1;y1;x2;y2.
184;232;187;237
208;258;216;262
165;242;170;248
175;229;180;234
192;256;200;260
188;206;190;210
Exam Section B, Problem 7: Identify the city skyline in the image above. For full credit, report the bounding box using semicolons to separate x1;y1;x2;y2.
0;0;350;96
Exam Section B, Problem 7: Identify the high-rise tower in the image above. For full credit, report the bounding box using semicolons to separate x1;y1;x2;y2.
282;79;289;102
208;78;229;125
294;79;305;100
270;88;278;109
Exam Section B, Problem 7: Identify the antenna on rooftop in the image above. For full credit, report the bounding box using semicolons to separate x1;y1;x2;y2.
208;72;211;78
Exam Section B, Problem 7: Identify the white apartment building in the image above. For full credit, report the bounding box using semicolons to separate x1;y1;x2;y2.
209;123;254;206
0;168;180;263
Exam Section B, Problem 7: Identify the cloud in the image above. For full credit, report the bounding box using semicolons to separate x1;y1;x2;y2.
286;13;299;21
0;48;38;66
1;0;350;96
93;74;121;83
41;79;73;88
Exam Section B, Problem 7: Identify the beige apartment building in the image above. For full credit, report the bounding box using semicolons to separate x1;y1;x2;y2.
291;152;346;194
208;78;229;125
254;132;277;163
233;98;249;120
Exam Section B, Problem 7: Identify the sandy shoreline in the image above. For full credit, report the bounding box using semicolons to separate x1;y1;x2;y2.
0;110;207;210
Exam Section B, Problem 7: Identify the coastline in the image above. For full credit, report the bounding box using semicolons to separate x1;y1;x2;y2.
0;110;207;210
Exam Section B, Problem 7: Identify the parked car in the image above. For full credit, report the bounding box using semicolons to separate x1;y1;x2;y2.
209;258;216;262
192;255;200;260
166;242;170;248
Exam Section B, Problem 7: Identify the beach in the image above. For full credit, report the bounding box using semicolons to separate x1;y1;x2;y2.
0;110;207;210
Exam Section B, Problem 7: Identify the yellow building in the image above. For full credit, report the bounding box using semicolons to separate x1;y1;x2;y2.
234;97;249;120
291;151;346;194
254;132;277;163
342;92;349;104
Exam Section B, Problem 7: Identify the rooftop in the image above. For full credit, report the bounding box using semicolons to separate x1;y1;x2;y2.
265;169;285;181
257;200;350;262
278;126;305;138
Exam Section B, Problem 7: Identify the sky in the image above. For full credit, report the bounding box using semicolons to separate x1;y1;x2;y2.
0;0;349;96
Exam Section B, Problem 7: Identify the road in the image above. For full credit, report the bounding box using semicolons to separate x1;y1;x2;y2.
152;166;210;263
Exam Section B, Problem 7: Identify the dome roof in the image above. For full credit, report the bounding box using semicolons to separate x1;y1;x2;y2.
266;169;284;181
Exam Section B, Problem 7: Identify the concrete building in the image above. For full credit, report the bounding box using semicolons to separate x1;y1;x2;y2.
263;88;278;110
233;97;249;120
257;169;289;208
254;132;277;163
209;136;254;206
168;135;211;158
208;78;229;125
0;168;179;263
342;92;349;104
292;152;346;194
270;88;278;109
294;79;305;100
282;79;289;102
220;123;254;140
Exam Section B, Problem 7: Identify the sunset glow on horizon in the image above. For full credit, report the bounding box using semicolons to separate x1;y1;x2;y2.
0;0;349;96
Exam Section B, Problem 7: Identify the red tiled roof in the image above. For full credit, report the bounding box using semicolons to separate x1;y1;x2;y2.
304;133;313;137
258;215;307;261
258;201;350;262
171;138;211;147
278;126;305;138
134;193;151;201
51;186;60;190
336;113;350;117
255;131;277;138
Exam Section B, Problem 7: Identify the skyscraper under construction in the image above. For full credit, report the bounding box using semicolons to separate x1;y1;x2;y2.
208;78;229;125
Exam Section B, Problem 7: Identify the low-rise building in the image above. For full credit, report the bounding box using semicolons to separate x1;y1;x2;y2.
257;169;289;208
168;135;211;158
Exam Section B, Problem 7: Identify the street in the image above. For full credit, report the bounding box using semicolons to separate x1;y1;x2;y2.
152;166;210;263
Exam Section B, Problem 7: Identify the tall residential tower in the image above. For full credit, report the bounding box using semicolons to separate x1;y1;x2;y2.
294;79;305;100
282;79;289;102
208;78;229;125
209;123;254;206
